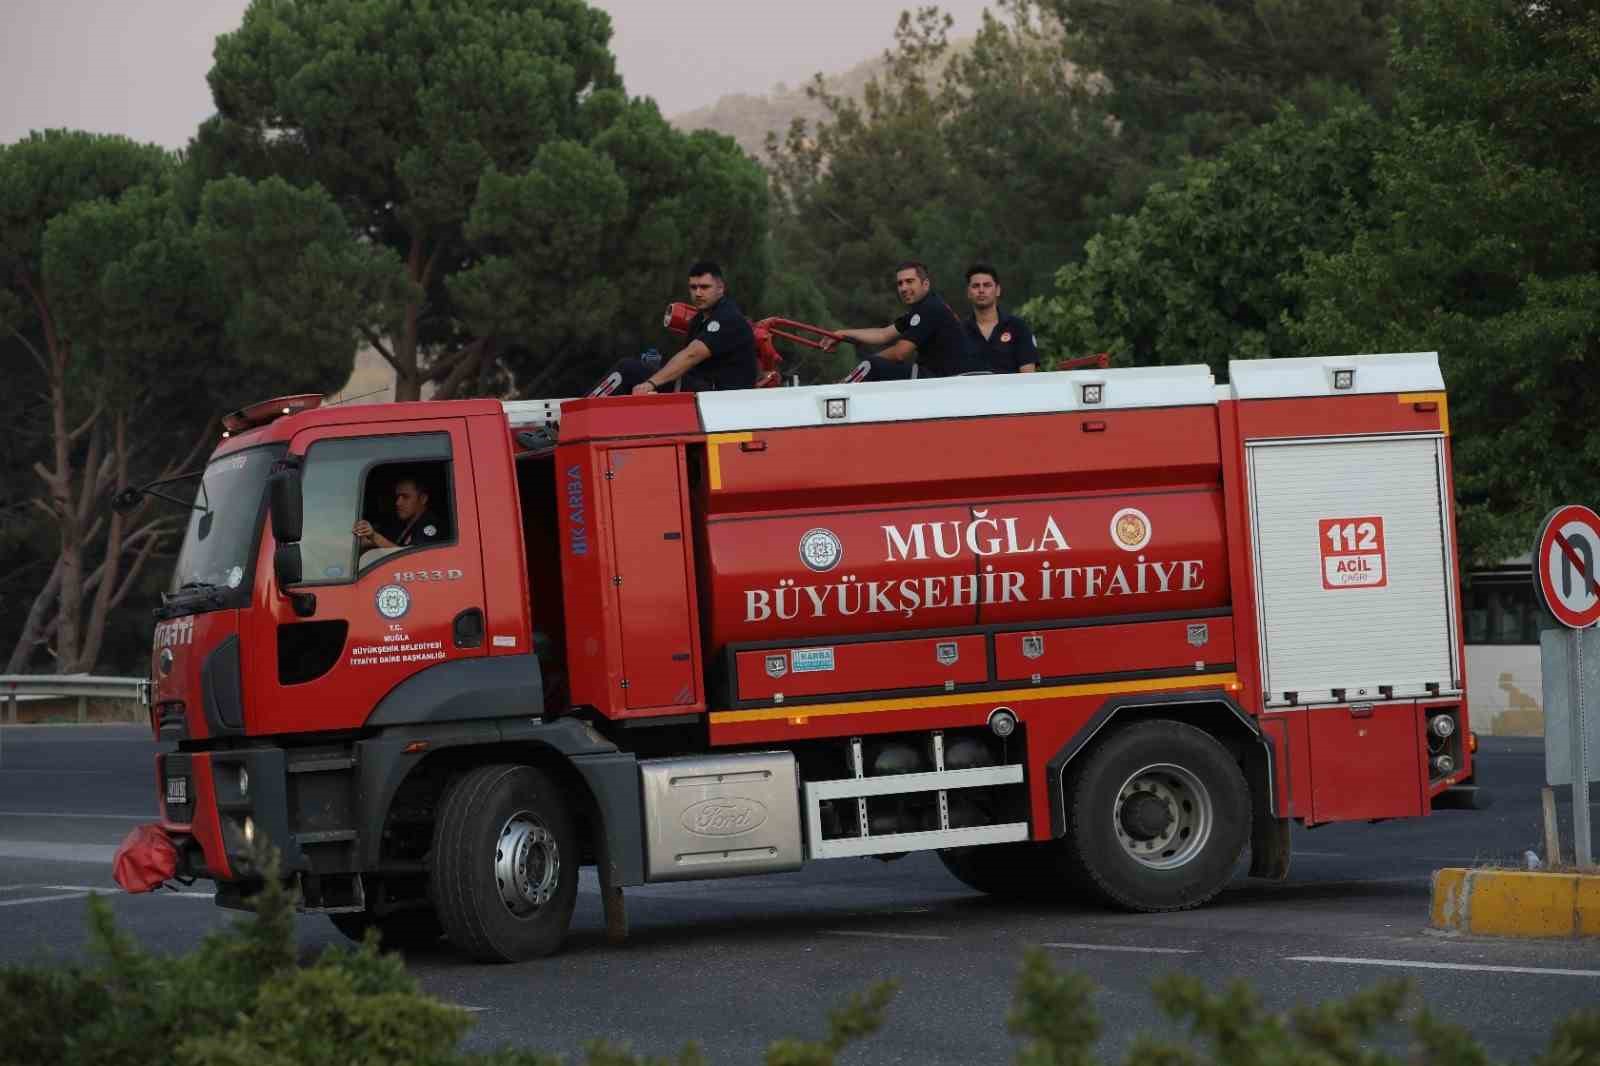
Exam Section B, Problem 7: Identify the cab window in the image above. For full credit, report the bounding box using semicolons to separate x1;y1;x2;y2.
297;433;454;585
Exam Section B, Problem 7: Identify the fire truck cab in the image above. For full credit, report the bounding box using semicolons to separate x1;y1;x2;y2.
140;352;1476;961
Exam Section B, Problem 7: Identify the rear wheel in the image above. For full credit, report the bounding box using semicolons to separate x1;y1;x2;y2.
329;907;443;950
1059;720;1248;912
430;764;578;962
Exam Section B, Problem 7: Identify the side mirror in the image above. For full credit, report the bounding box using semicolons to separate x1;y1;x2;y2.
272;542;316;617
273;542;303;587
268;460;304;544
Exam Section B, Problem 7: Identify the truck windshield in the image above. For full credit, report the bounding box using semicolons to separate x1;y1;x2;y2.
170;445;283;599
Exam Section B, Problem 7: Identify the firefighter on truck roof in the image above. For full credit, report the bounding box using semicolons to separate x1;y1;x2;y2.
963;263;1039;374
833;259;987;380
613;260;758;395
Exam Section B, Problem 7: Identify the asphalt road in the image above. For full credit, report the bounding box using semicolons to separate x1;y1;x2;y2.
2;726;1597;1063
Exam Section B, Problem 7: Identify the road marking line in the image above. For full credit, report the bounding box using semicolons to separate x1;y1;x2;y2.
44;883;116;892
1044;942;1196;955
1254;876;1426;888
823;930;949;942
46;884;213;898
0;770;115;775
0;810;149;820
0;892;89;908
0;841;119;864
1288;956;1600;978
1293;851;1489;864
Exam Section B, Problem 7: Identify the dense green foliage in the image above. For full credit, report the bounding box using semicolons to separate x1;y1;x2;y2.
202;0;769;401
2;852;1597;1065
765;0;1397;338
0;132;399;673
766;3;1123;339
1044;0;1398;177
1023;102;1391;372
1291;0;1600;562
453;100;769;397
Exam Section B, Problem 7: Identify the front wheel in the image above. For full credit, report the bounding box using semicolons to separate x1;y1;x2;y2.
1059;720;1248;912
430;764;578;962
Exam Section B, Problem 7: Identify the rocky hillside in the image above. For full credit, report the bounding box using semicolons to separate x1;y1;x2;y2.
670;40;968;160
668;55;882;160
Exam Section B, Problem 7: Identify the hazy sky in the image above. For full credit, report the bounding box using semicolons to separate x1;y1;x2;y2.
1;0;995;150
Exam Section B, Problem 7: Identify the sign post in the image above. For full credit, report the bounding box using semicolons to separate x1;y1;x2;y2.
1533;504;1600;869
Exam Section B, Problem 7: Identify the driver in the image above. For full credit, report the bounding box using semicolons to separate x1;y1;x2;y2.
353;475;443;550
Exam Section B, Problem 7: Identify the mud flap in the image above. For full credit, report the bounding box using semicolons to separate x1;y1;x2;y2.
1249;808;1291;880
592;818;628;944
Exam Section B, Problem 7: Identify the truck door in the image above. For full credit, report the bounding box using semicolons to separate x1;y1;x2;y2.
249;420;489;735
605;445;699;711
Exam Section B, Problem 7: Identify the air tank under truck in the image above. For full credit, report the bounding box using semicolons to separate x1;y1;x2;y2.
116;353;1484;962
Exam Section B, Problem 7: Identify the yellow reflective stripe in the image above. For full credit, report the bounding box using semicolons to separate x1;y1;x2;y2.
1399;392;1449;436
710;672;1241;726
706;432;753;491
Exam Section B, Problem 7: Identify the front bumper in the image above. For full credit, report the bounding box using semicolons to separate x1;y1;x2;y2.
159;745;343;881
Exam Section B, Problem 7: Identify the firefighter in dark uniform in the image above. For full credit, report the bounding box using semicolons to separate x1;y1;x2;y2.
834;260;986;379
353;476;444;551
963;263;1038;373
622;260;758;395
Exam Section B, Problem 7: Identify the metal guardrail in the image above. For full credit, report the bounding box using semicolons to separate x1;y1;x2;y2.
0;674;150;724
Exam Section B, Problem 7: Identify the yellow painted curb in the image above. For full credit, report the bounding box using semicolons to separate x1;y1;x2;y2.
1430;868;1600;938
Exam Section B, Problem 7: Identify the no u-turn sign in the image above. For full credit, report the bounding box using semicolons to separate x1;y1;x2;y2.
1534;504;1600;629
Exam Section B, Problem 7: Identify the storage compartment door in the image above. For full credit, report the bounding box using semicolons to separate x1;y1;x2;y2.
1307;703;1424;822
1248;435;1459;704
607;446;697;710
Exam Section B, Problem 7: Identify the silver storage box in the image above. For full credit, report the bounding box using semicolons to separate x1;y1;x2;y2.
639;751;803;882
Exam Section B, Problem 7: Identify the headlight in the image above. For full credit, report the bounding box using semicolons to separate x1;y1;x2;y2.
238;767;249;798
1432;754;1454;775
243;817;256;845
1429;714;1456;738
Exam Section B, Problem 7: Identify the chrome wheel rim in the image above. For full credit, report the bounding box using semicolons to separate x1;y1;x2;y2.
1111;762;1213;870
494;810;560;917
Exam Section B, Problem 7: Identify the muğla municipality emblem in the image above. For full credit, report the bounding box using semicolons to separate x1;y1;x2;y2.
375;584;411;620
799;528;842;572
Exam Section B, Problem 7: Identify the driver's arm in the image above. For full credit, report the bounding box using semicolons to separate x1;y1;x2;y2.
352;519;397;549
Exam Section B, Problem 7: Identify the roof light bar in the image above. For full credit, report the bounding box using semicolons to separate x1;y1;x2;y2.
221;393;324;433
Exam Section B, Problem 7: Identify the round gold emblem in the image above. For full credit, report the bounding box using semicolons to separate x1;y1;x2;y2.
1109;507;1152;551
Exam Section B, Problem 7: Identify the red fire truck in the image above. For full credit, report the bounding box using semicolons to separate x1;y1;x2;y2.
127;351;1480;961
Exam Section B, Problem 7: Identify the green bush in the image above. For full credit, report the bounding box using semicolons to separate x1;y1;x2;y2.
3;852;1596;1066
